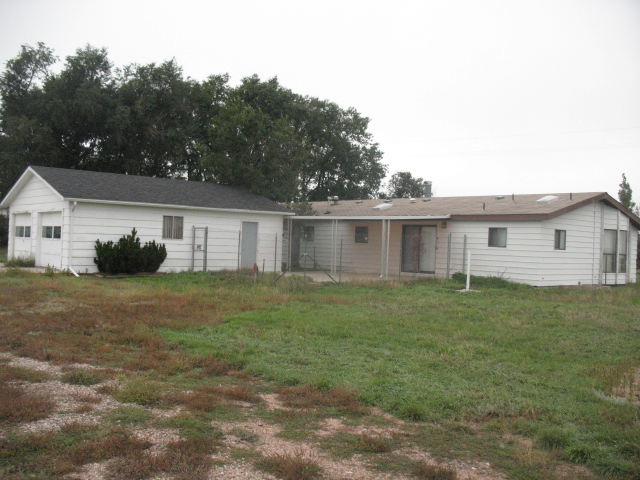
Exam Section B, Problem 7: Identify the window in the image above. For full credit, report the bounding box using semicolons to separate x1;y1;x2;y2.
53;226;61;239
42;226;53;239
25;226;31;238
554;230;566;250
619;231;628;274
163;216;184;239
303;226;314;242
16;226;25;237
603;229;629;274
488;228;507;248
355;226;368;243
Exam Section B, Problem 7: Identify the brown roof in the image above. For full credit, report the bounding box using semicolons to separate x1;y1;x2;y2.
308;192;640;228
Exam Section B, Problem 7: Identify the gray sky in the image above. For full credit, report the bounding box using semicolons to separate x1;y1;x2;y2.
1;0;639;199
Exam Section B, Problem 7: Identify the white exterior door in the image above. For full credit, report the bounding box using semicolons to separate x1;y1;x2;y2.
241;222;258;269
37;212;62;268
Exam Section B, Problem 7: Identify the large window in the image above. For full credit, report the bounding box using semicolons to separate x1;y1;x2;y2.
355;226;369;243
163;216;184;239
488;228;507;248
554;230;566;250
603;229;628;273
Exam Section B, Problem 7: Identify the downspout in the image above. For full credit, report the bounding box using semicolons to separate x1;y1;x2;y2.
615;210;620;285
599;203;604;285
68;202;79;277
386;220;391;280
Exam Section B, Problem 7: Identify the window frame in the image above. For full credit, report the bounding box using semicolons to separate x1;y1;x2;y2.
162;216;184;240
303;226;315;242
488;227;507;248
355;226;369;244
554;229;566;250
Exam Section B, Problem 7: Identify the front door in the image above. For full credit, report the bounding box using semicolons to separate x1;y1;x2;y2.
401;225;436;273
241;222;258;269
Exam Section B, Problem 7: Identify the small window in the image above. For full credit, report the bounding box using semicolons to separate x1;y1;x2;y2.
163;216;184;239
53;226;61;239
16;226;24;237
303;226;314;242
619;231;628;274
554;230;566;250
488;228;507;248
42;226;53;239
25;226;31;238
355;226;368;243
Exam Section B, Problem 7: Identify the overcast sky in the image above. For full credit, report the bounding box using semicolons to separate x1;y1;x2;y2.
1;0;639;199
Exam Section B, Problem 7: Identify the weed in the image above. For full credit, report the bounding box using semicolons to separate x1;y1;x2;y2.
355;433;394;453
4;255;36;268
255;448;323;480
114;377;162;405
412;462;458;480
61;368;104;386
105;405;153;426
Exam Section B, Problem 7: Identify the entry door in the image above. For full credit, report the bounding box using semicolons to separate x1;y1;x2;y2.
38;212;63;268
401;225;436;273
241;222;258;269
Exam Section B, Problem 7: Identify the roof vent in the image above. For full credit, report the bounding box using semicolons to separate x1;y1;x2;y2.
536;195;559;204
495;196;505;200
384;199;392;203
422;198;431;202
373;203;393;211
410;198;416;203
356;200;363;204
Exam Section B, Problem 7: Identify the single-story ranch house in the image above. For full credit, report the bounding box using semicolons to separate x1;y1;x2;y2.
285;192;639;286
1;166;292;273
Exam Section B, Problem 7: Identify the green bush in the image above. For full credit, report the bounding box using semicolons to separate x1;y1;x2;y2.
94;229;167;275
0;214;8;248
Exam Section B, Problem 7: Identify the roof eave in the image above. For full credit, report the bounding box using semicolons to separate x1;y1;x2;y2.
65;198;294;216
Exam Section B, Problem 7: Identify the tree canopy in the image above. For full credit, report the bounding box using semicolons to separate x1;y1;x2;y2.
618;173;637;213
0;43;386;202
386;171;430;198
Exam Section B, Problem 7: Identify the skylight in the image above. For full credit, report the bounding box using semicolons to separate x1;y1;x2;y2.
536;195;559;204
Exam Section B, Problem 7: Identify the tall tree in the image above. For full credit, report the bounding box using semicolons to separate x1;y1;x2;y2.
618;173;637;212
1;45;386;203
386;171;430;198
0;42;58;197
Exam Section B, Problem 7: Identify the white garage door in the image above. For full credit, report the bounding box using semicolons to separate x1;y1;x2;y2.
38;212;62;268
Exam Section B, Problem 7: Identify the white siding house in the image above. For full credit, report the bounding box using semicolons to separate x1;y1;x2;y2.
285;193;639;287
1;166;293;273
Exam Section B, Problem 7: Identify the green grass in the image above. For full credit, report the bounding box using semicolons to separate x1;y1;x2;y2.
161;278;640;478
0;270;638;479
0;246;7;263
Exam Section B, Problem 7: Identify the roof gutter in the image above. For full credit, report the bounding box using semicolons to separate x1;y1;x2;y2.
292;215;451;221
63;198;295;216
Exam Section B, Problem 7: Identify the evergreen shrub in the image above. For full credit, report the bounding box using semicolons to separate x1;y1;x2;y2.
94;229;167;275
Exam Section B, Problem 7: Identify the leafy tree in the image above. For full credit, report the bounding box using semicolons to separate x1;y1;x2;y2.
387;171;430;198
617;173;639;270
618;173;637;213
1;44;386;203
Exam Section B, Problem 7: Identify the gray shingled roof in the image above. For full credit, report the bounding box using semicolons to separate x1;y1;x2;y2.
30;166;291;214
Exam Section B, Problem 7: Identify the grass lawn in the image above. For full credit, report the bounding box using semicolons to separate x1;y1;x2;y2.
0;246;7;263
0;270;638;479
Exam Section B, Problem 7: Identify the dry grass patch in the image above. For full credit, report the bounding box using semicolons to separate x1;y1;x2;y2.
412;462;459;480
0;380;55;423
277;385;367;414
255;447;323;480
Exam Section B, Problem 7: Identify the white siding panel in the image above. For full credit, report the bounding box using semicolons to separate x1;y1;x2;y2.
70;202;285;273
